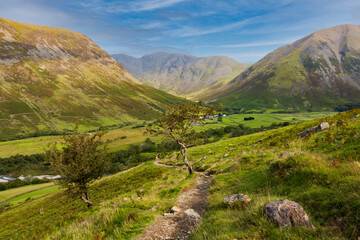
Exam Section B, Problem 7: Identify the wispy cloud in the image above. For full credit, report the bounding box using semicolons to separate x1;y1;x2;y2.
221;39;298;48
81;0;188;13
169;18;254;37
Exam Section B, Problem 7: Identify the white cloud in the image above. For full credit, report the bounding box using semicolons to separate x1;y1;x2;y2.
0;0;77;28
169;18;254;37
82;0;189;13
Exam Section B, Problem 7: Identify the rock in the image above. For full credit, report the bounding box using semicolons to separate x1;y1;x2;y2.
223;194;251;208
264;199;315;229
278;152;294;159
170;206;181;214
184;209;201;221
139;189;144;192
318;122;329;131
224;154;229;157
257;139;263;143
201;156;207;161
219;158;224;161
201;164;206;168
229;148;234;151
298;126;318;137
150;204;157;212
298;122;329;137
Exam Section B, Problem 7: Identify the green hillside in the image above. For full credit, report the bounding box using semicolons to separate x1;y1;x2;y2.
211;25;360;112
0;18;182;139
0;108;359;239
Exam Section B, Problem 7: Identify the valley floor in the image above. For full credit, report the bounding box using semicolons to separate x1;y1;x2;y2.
0;109;358;239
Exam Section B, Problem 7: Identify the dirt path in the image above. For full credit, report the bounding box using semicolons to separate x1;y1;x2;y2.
135;162;212;240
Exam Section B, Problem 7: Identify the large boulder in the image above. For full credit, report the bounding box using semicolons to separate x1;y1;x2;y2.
298;122;329;137
264;199;315;229
223;194;251;208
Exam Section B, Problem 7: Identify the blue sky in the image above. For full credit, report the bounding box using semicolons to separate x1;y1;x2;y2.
0;0;359;63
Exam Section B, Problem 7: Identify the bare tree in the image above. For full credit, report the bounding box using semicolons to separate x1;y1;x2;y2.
46;129;108;207
147;101;214;174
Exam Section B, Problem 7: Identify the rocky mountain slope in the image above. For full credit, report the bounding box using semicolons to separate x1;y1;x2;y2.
0;18;181;138
211;24;360;111
112;52;249;99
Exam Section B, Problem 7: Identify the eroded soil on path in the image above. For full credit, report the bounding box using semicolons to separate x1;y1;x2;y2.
134;169;212;240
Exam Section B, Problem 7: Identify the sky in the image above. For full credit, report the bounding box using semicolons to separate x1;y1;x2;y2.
0;0;359;63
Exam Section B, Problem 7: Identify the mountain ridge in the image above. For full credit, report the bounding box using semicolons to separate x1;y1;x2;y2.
112;52;249;98
210;24;360;111
0;18;182;138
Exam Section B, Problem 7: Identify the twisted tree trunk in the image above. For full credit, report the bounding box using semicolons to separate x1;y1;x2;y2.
180;144;193;174
80;192;93;208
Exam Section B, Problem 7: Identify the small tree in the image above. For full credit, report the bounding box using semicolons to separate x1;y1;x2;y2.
46;128;108;207
147;101;214;174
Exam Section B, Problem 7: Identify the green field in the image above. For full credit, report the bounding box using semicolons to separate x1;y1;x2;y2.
0;112;335;158
4;185;60;206
0;182;54;202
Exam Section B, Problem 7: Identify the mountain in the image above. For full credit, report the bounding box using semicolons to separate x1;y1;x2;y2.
112;52;249;99
0;18;182;138
211;24;360;112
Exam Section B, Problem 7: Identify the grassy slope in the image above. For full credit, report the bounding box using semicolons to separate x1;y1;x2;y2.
0;110;358;239
0;182;53;202
0;162;195;239
0;18;183;139
161;108;360;239
0;112;334;157
5;185;60;206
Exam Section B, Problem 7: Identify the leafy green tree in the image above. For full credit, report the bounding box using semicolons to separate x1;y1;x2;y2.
46;129;108;207
147;101;214;174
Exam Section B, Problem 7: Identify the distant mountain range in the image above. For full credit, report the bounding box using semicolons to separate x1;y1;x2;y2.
0;18;181;138
112;52;249;98
210;24;360;112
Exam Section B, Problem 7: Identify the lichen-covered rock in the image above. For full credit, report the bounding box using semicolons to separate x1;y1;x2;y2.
223;194;251;208
298;122;329;137
298;126;318;137
318;122;329;131
264;199;315;229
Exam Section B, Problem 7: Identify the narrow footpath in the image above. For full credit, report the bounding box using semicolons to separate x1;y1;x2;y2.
134;161;212;240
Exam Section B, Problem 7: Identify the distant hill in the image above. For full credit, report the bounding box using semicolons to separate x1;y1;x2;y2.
0;18;182;138
112;52;249;99
211;24;360;112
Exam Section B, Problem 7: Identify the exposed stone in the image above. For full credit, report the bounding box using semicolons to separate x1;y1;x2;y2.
318;122;330;131
223;194;251;208
184;209;201;221
257;139;263;143
278;151;294;159
201;156;207;161
219;158;224;161
264;199;315;229
298;126;318;137
298;122;330;137
224;154;229;157
170;206;181;214
150;204;157;212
